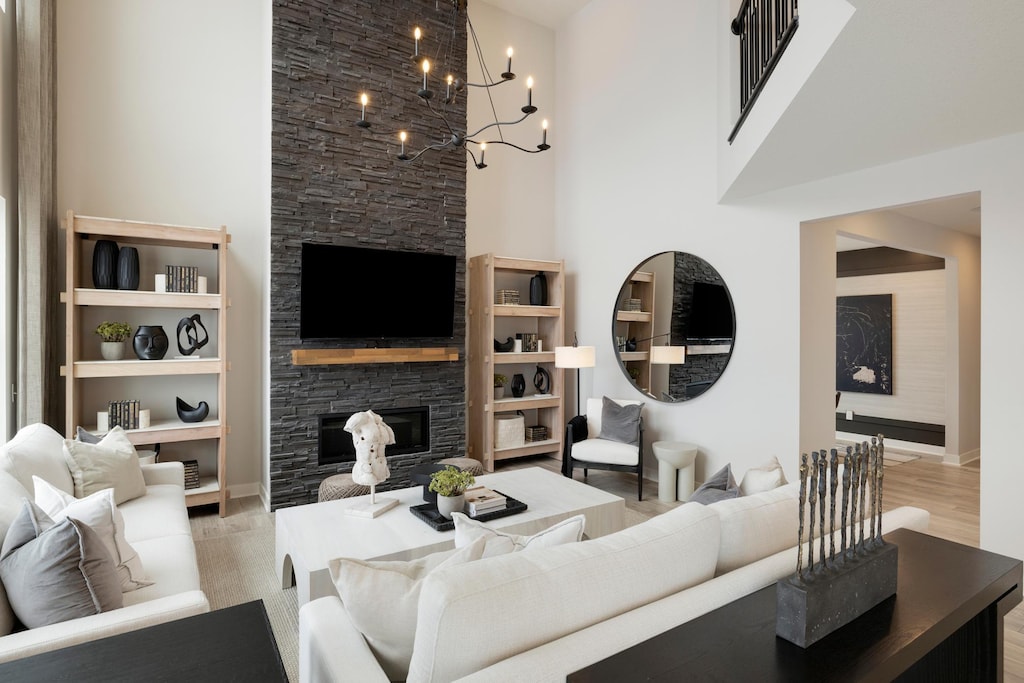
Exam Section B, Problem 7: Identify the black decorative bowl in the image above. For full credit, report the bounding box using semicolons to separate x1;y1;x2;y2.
410;463;452;504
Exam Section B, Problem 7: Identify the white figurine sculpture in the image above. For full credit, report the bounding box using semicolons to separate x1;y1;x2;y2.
342;410;398;517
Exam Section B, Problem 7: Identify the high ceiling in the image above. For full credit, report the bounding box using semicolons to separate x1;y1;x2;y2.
477;0;592;30
835;191;981;252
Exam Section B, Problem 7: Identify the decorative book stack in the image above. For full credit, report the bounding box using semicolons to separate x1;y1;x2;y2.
464;486;507;516
182;460;201;490
107;399;141;430
165;265;200;293
495;289;520;305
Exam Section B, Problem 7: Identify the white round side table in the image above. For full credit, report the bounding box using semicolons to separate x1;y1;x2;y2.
652;441;699;503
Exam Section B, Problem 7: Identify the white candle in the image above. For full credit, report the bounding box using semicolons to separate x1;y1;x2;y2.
480;142;486;165
359;93;368;120
399;131;407;155
526;76;533;107
542;118;548;145
506;47;513;73
446;74;453;99
414;27;421;57
422;59;430;90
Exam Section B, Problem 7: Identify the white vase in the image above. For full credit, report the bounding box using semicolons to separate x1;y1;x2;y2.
436;493;465;520
100;341;126;361
494;386;505;400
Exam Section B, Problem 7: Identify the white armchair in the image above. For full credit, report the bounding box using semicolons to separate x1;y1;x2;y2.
563;397;644;500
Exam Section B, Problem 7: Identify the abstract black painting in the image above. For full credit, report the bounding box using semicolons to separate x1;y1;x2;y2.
836;294;892;395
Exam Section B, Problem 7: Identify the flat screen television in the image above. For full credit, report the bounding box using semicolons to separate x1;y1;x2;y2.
686;282;734;340
300;243;457;339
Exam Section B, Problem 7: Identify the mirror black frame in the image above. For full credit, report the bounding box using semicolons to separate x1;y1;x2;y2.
611;251;736;403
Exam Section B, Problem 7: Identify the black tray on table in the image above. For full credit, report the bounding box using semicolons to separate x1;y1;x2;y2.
409;490;527;531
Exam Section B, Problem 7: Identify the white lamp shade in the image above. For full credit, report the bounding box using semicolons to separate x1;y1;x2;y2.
650;345;686;365
555;345;596;369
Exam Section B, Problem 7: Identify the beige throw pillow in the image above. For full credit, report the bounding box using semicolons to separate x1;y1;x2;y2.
452;512;586;558
33;476;152;592
739;456;789;496
62;426;146;504
328;537;487;681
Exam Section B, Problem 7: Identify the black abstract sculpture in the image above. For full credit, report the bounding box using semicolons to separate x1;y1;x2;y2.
176;397;209;423
777;435;895;648
494;337;514;352
176;314;210;356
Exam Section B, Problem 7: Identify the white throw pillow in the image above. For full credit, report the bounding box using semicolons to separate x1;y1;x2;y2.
62;426;146;504
328;537;487;681
739;456;789;496
452;512;586;558
33;476;152;592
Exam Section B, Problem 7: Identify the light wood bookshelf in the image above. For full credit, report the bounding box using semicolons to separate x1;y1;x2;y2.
615;270;655;393
61;211;231;516
468;254;565;472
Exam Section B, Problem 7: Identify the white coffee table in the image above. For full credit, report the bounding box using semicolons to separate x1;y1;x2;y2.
276;466;626;606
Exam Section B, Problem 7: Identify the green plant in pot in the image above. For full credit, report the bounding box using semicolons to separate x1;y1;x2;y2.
493;373;508;399
95;321;132;361
429;465;476;519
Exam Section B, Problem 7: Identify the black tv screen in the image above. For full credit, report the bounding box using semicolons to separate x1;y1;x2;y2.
300;243;457;339
687;282;734;340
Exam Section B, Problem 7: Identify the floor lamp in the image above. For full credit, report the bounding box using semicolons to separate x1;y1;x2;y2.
555;340;596;417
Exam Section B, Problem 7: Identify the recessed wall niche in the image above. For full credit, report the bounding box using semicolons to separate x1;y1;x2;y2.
270;0;468;509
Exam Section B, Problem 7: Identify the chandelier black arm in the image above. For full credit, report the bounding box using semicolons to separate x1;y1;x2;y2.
466;112;532;139
463;78;515;89
403;139;457;162
422;96;458;138
469;139;549;154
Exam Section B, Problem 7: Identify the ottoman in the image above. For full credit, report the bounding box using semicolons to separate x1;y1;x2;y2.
317;473;370;502
438;456;485;476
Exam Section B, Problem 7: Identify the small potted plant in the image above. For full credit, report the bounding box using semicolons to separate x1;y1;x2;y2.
493;373;508;400
428;465;476;519
95;321;132;361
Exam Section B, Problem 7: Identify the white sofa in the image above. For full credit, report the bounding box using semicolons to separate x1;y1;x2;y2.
0;423;209;662
300;479;930;683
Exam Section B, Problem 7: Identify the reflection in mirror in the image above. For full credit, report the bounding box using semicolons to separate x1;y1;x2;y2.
612;252;735;403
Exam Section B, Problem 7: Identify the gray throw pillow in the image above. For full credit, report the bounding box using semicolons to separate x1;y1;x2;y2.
689;464;740;505
600;397;642;446
76;426;102;444
0;499;123;628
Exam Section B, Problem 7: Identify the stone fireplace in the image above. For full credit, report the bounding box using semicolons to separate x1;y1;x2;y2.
269;0;468;509
318;407;431;466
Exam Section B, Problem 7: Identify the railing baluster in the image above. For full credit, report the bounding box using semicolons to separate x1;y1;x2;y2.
729;0;798;143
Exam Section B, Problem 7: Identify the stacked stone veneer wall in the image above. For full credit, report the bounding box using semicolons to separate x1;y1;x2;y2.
670;252;733;399
271;0;467;509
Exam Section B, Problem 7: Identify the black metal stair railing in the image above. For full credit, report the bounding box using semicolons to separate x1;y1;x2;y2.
728;0;799;143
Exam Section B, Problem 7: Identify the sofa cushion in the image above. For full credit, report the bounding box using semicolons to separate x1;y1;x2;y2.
0;471;32;636
0;423;74;496
570;439;640;466
117;484;191;543
328;537;487;681
121;534;201;606
690;464;740;504
33;476;152;592
453;513;585;557
739;456;788;496
408;503;721;683
0;499;123;628
708;481;799;575
62;427;146;505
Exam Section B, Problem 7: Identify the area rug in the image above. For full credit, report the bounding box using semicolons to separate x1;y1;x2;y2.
194;527;299;683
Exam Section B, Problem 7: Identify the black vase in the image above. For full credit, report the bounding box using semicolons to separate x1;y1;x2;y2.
511;373;526;398
133;325;169;360
117;247;140;290
92;240;119;289
176;397;210;423
529;271;548;306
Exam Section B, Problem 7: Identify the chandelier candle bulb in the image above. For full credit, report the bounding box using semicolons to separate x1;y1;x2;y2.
506;47;513;74
422;59;430;89
542;119;548;145
527;76;533;106
413;26;421;58
399;131;407;159
446;74;453;100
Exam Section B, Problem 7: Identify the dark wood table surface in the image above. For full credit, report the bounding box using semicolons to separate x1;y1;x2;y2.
569;529;1022;682
0;600;287;682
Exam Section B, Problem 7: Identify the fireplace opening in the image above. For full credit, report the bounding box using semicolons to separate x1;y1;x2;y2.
318;407;430;466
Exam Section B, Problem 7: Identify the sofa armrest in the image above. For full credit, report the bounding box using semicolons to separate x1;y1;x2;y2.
141;461;185;487
0;590;208;664
300;596;389;683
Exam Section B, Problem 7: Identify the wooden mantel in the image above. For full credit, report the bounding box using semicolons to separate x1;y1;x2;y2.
291;347;460;366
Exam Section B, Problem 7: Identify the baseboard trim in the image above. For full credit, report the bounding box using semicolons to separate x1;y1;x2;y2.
229;482;262;500
944;448;980;466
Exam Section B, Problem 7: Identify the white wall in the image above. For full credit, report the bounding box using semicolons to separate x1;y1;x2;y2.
56;0;271;498
467;2;556;260
558;0;1018;559
835;269;946;426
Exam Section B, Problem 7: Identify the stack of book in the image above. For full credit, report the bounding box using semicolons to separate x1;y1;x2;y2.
464;486;507;516
182;460;201;489
165;265;200;293
107;399;141;429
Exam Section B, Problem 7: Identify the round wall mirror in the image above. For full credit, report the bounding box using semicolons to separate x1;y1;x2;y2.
611;251;736;402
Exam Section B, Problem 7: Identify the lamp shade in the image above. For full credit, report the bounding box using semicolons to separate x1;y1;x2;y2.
650;345;686;365
555;345;596;369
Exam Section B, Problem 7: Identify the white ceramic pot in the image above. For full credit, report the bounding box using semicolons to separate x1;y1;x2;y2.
436;493;465;520
494;386;505;400
100;341;126;361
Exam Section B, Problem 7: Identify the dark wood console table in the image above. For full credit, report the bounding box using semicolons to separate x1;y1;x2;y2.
569;529;1022;682
0;600;287;682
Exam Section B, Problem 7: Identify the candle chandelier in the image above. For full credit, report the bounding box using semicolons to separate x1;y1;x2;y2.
354;0;550;169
